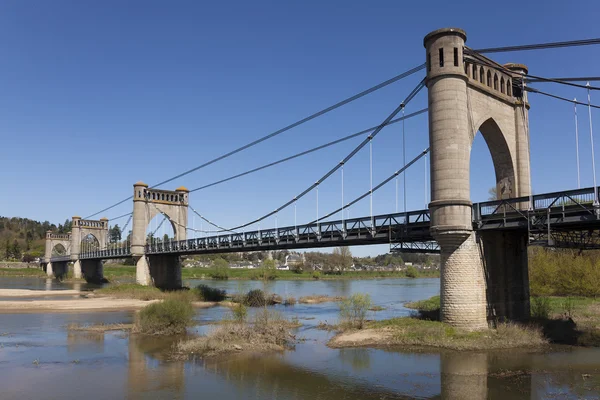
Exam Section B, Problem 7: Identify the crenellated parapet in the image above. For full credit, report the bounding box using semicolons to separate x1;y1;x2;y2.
46;231;71;241
75;218;109;229
134;186;189;205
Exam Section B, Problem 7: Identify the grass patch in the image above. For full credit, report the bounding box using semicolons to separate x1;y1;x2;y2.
103;265;136;279
175;309;298;359
329;317;547;350
0;267;46;277
134;298;195;335
405;295;440;311
96;284;165;300
369;305;386;311
298;295;345;304
67;323;132;332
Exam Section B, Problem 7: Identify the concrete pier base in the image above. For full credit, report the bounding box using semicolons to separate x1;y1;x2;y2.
438;232;488;331
81;260;105;283
73;260;82;279
482;230;530;322
136;256;151;286
135;255;182;289
46;262;53;277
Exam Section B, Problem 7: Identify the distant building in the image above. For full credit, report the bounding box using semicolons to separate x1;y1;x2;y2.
284;254;303;268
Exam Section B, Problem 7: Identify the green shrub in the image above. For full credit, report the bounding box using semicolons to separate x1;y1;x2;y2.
312;271;321;280
195;284;226;302
405;265;418;278
209;258;229;280
231;302;248;323
339;293;372;329
531;296;552;319
135;298;195;335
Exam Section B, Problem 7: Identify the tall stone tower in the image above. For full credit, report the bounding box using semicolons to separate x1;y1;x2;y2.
424;28;532;329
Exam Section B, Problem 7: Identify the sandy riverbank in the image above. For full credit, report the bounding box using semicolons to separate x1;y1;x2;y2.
0;289;83;297
0;289;218;313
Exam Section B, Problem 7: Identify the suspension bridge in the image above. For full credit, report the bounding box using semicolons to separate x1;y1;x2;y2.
40;28;600;330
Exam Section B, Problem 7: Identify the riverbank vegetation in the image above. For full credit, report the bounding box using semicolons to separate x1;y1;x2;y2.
329;318;547;350
404;294;600;347
95;283;226;303
327;293;547;350
529;247;600;297
175;308;299;359
0;267;46;277
133;297;195;335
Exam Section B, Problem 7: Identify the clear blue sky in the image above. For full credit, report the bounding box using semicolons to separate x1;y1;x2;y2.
1;0;598;256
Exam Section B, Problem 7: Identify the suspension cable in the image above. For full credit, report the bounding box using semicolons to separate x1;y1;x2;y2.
523;73;600;91
308;148;430;224
474;37;600;54
83;64;425;219
525;87;600;110
188;108;427;193
214;79;426;232
188;204;239;234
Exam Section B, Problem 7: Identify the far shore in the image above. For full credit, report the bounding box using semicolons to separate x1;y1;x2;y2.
0;265;440;281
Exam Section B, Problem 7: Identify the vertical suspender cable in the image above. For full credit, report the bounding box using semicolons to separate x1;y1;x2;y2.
341;163;345;226
575;100;581;189
587;82;599;204
294;199;297;233
424;153;428;208
402;105;407;213
369;137;373;226
316;184;320;230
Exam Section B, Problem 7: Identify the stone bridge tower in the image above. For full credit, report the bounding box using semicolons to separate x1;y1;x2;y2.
44;231;72;278
425;28;531;329
70;217;109;281
131;182;189;288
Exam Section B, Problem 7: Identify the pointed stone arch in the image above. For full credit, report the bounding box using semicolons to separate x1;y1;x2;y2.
52;243;67;256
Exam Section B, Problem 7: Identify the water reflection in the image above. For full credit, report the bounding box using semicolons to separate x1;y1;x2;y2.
198;352;413;400
127;335;185;400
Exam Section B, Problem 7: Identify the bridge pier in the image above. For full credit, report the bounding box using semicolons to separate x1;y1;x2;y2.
48;261;69;279
482;231;530;321
136;255;182;289
437;232;488;330
80;260;106;283
73;260;83;279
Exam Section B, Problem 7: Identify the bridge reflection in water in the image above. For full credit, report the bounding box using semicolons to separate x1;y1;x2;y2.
63;324;600;399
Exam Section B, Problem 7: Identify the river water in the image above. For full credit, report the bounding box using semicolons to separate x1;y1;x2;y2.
1;277;599;399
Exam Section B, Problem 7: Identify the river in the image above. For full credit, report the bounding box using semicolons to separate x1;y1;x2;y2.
1;277;599;399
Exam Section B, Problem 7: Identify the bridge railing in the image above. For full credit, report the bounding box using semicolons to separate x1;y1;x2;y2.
79;246;131;259
474;186;600;229
47;255;71;263
146;210;432;254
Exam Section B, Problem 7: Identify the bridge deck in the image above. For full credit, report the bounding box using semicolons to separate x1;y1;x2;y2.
44;187;600;262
